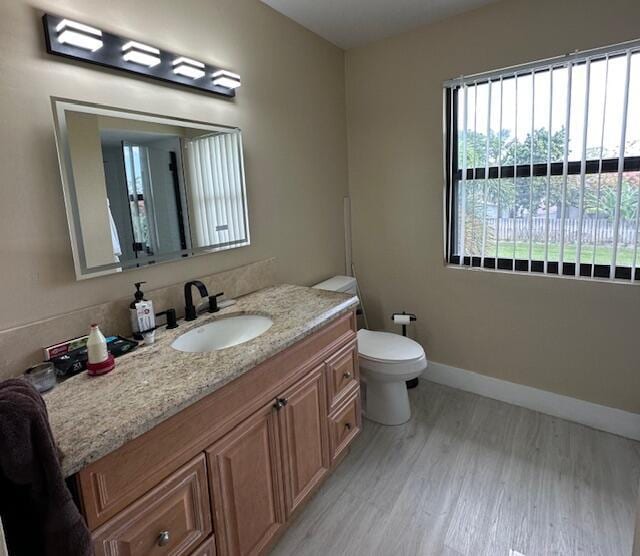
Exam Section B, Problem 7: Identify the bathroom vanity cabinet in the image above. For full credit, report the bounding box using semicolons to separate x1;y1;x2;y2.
74;310;360;556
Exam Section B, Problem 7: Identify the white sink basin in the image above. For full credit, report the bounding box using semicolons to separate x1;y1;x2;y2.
171;314;273;353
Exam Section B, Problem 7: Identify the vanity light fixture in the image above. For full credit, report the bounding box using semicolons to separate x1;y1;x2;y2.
43;14;238;98
122;41;161;68
56;19;103;52
172;57;205;79
212;70;241;90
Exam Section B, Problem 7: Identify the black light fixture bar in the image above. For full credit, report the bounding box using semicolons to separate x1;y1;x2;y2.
42;13;238;99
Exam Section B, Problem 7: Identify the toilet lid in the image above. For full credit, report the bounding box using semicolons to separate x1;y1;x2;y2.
357;329;425;363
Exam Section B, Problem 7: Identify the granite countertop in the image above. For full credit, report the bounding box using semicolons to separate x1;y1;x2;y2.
44;284;358;477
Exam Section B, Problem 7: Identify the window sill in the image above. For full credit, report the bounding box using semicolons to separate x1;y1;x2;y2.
444;261;640;286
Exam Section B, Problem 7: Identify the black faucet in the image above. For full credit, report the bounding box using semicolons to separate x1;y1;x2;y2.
184;281;225;321
184;281;209;321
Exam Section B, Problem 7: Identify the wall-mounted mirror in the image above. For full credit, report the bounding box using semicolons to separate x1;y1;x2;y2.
52;98;250;279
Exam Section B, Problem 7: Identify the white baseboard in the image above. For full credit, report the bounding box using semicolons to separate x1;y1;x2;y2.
425;362;640;441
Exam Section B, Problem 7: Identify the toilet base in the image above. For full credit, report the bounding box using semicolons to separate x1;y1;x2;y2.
363;380;412;426
406;377;419;389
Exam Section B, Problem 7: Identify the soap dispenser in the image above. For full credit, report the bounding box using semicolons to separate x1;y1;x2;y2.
129;282;146;340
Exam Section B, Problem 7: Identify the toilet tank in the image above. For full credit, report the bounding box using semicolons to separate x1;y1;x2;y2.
312;275;358;296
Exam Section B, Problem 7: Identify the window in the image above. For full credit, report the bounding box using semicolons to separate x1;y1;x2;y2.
444;41;640;281
123;143;157;257
185;131;249;250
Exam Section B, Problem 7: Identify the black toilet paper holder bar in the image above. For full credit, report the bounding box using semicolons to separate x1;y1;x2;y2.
390;311;417;337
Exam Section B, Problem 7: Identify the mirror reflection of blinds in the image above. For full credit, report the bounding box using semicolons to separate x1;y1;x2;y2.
186;133;247;249
444;39;640;282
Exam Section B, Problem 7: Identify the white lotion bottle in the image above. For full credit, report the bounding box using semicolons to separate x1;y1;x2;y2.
87;324;108;364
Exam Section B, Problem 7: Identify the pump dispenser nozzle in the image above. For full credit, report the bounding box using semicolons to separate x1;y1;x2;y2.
134;282;146;302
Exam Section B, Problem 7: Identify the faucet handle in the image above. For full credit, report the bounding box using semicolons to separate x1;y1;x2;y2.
156;308;178;329
208;292;225;313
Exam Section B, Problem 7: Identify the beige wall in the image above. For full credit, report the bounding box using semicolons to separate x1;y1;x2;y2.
3;0;638;414
345;0;640;414
66;111;114;268
0;0;348;330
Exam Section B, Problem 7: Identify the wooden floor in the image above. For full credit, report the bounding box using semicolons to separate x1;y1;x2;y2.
271;381;640;556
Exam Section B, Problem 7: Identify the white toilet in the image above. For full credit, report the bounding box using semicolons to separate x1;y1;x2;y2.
313;276;428;425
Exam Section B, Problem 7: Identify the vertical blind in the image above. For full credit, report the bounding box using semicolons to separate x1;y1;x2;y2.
186;131;249;250
444;40;640;281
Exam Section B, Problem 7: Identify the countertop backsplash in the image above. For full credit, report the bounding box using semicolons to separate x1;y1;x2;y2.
0;258;276;381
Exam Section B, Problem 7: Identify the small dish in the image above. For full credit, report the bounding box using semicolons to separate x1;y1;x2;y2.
24;362;57;393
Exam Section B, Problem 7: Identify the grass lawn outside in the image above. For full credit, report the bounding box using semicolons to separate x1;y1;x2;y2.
473;242;640;266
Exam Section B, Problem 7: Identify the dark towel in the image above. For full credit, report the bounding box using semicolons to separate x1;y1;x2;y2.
0;379;92;556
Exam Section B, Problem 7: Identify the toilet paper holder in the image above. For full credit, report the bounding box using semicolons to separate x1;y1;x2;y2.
390;311;416;337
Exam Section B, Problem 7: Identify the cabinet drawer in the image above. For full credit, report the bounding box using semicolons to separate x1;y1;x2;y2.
328;390;362;464
325;341;359;410
92;455;212;556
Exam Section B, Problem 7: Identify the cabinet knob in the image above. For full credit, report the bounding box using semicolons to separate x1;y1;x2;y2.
273;398;288;410
157;530;170;546
343;371;352;379
344;422;352;431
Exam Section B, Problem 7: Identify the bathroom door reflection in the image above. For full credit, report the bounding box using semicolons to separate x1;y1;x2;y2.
121;141;188;265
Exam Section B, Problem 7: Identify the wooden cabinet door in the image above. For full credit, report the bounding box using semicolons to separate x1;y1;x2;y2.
278;365;330;517
191;536;216;556
206;401;285;556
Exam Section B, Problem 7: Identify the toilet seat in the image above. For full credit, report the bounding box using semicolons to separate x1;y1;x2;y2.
357;329;425;363
357;329;427;380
